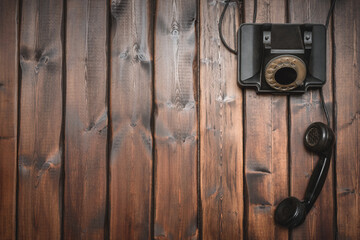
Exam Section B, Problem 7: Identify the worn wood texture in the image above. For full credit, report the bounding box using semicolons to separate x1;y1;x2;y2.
1;0;360;239
17;0;64;239
153;0;198;239
64;0;108;239
199;1;243;239
109;0;153;239
0;0;18;239
243;1;289;239
288;0;335;239
334;0;360;239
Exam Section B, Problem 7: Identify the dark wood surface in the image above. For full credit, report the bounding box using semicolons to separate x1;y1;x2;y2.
64;0;108;239
0;0;359;239
334;1;360;239
109;0;153;239
0;1;18;239
153;0;198;239
17;0;64;238
200;1;243;239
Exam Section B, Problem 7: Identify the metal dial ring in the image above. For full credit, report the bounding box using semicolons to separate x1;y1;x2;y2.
265;55;307;91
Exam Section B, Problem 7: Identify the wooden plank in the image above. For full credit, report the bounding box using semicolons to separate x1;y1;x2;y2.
17;0;63;238
243;0;288;239
199;1;243;239
334;0;360;239
288;1;334;239
153;0;198;239
109;0;153;239
63;0;108;239
0;0;18;239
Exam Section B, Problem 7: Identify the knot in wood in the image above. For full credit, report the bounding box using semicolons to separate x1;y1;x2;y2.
171;19;180;37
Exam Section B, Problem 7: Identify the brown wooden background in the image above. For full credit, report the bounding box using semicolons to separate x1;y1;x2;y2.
0;0;359;239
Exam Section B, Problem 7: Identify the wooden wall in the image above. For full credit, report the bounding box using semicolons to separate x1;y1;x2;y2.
0;0;359;239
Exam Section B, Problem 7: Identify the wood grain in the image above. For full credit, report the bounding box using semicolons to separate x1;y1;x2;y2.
199;1;243;239
17;0;64;238
243;0;289;239
63;0;108;239
334;0;360;239
153;0;198;239
288;0;334;239
0;0;18;239
109;0;153;239
1;1;360;238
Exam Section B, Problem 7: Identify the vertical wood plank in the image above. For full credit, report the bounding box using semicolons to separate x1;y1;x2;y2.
199;1;243;239
288;1;334;239
109;0;153;239
334;0;360;239
154;0;198;239
243;1;288;239
18;0;64;238
0;0;18;239
64;0;108;239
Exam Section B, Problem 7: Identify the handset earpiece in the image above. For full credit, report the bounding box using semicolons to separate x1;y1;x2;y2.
274;197;307;228
302;122;335;211
275;122;335;228
304;122;335;154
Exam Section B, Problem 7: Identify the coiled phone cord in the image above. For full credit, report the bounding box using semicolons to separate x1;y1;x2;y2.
218;0;256;55
218;0;337;127
218;0;239;54
319;0;337;127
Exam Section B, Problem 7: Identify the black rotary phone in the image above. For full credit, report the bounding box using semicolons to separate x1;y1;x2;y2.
219;0;337;229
